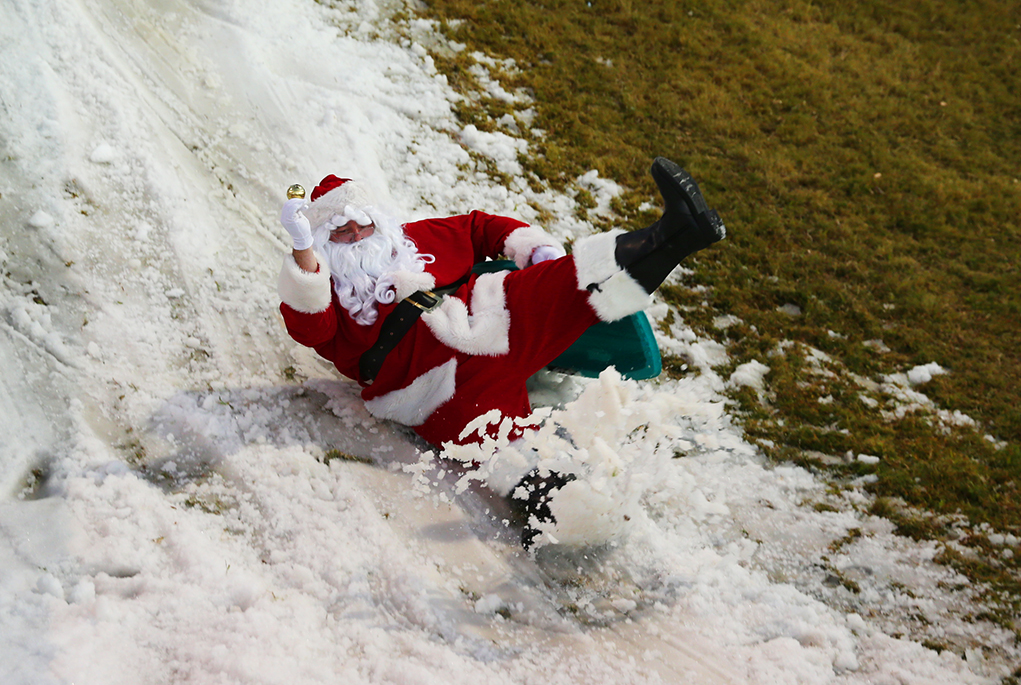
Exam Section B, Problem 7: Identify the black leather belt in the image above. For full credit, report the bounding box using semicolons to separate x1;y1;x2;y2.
358;276;470;385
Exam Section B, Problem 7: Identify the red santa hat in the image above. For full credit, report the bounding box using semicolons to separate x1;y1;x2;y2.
305;175;374;230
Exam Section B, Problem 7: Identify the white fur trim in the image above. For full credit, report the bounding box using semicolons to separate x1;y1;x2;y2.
586;269;653;322
278;252;332;314
304;180;373;230
572;229;626;289
572;229;652;322
422;271;510;356
391;269;437;302
363;359;457;426
504;225;561;269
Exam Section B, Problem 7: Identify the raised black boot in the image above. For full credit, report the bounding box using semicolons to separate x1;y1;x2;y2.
614;157;727;293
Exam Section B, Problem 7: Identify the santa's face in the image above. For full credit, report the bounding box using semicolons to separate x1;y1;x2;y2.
318;219;398;282
328;219;376;244
314;205;432;326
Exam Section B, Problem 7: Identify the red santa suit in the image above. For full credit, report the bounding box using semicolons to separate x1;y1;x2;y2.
277;186;651;456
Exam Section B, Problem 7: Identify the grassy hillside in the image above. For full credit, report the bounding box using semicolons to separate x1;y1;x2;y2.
414;0;1021;641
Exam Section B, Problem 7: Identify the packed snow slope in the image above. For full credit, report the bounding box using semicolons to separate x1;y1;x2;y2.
0;0;1013;682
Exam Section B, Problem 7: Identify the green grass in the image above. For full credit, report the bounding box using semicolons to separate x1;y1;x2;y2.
414;0;1021;649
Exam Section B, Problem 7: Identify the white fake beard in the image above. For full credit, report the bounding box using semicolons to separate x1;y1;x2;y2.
314;209;433;326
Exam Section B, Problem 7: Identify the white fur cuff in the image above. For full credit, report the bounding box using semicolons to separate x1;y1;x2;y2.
586;270;653;322
572;229;652;322
391;269;437;302
423;271;510;356
572;229;626;289
278;252;332;314
504;225;561;269
363;359;458;426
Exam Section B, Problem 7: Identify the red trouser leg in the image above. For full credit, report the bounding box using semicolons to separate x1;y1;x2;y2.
414;256;601;447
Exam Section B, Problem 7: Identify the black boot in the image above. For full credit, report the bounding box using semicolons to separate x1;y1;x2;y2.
614;157;727;293
507;468;575;550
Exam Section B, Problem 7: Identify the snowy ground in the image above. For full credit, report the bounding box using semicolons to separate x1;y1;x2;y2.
0;0;1015;682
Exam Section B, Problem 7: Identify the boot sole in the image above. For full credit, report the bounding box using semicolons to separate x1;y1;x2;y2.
651;157;726;240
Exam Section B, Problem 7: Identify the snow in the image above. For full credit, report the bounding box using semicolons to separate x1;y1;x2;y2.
0;0;1014;683
728;360;771;394
907;362;948;386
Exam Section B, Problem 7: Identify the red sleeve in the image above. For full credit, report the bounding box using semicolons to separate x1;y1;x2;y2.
462;210;530;262
280;302;338;349
404;212;540;285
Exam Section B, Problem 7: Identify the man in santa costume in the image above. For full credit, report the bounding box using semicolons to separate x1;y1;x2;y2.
277;157;725;543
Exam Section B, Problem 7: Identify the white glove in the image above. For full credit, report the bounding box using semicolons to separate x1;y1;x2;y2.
530;245;565;265
280;198;313;251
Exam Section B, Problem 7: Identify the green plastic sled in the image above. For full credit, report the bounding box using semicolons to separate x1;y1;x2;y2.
472;260;662;381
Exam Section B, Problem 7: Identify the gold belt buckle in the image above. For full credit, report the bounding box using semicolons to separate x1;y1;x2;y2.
407;290;441;312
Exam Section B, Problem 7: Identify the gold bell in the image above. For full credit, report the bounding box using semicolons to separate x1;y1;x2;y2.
286;184;306;200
